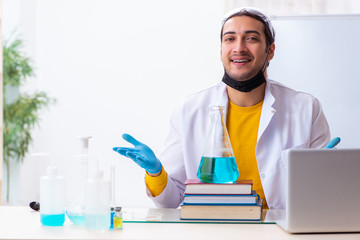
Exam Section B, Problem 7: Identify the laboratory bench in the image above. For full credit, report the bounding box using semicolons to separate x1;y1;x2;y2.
0;206;360;239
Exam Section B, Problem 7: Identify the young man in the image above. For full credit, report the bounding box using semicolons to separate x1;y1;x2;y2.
113;8;330;209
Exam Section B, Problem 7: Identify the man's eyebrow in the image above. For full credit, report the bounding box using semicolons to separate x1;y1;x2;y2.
222;30;261;37
244;30;261;36
222;31;236;37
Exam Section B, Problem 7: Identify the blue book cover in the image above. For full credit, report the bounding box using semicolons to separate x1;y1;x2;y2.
182;190;259;205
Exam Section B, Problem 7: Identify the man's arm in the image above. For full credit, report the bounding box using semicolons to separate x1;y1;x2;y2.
309;98;331;148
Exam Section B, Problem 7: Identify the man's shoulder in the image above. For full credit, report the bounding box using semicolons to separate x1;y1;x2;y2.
172;82;227;118
267;79;316;101
182;82;225;103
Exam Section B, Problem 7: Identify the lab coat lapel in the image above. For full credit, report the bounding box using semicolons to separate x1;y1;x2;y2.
207;82;229;116
257;82;276;142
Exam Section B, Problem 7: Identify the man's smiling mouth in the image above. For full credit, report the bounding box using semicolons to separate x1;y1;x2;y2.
232;59;250;63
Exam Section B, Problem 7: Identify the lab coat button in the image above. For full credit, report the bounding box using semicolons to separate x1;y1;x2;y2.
261;174;266;178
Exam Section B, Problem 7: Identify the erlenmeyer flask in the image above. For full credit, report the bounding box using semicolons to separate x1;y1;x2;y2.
197;106;239;183
66;153;87;225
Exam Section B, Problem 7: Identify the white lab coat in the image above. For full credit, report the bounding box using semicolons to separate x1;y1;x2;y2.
147;80;330;209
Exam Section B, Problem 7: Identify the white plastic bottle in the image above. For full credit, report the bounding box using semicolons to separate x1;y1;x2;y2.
85;170;110;230
40;166;65;226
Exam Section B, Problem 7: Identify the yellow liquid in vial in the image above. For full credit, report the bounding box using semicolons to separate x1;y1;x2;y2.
114;216;123;230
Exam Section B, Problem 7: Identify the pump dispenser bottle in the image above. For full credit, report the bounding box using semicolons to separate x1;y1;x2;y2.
40;166;65;226
85;170;111;230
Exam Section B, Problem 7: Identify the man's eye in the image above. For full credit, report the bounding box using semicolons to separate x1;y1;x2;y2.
247;37;258;41
224;37;234;42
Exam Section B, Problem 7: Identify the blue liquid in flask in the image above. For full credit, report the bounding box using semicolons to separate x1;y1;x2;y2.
66;212;85;225
197;156;239;183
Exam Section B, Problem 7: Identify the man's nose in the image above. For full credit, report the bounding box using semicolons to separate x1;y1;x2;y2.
233;39;247;54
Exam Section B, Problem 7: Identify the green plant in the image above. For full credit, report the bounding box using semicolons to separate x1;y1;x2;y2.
3;36;55;203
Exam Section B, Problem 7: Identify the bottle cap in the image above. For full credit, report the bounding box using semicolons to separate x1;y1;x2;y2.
78;136;92;154
47;166;58;177
115;207;122;212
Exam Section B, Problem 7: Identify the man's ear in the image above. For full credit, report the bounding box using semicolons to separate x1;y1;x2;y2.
220;46;223;63
267;43;275;61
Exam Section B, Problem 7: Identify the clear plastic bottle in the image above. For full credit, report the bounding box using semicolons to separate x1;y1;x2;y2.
85;170;111;231
66;136;92;225
197;106;239;183
40;166;65;226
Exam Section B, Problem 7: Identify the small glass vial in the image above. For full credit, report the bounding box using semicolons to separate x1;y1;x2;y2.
110;207;115;229
113;207;123;230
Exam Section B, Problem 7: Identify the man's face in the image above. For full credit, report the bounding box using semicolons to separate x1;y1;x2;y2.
221;16;275;81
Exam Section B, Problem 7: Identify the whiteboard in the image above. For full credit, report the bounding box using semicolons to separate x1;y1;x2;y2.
268;15;360;148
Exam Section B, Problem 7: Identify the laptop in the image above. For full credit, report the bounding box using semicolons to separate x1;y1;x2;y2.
275;148;360;233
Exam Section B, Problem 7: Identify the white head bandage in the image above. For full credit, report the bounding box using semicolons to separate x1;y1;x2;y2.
222;7;275;41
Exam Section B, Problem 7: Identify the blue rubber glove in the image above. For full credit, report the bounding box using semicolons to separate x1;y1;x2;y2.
113;133;162;174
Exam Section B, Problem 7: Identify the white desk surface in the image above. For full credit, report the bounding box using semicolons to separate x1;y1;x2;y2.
1;206;360;240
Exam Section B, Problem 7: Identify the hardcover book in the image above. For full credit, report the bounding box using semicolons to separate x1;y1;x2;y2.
180;199;262;221
184;179;253;195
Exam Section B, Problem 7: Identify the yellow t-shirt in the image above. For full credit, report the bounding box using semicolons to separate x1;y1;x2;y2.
226;100;268;209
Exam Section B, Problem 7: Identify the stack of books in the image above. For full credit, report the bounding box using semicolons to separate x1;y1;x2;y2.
180;179;262;221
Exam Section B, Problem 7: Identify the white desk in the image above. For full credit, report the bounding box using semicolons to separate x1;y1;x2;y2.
1;206;360;240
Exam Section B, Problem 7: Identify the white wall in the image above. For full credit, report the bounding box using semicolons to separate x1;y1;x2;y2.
3;0;225;207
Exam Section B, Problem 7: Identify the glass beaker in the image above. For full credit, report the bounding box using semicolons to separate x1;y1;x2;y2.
197;106;239;183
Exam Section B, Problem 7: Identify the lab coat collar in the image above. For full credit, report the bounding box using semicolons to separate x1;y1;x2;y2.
210;82;229;116
210;81;276;142
204;82;228;114
210;81;275;113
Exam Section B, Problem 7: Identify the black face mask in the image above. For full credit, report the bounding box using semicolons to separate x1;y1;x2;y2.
222;70;266;92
